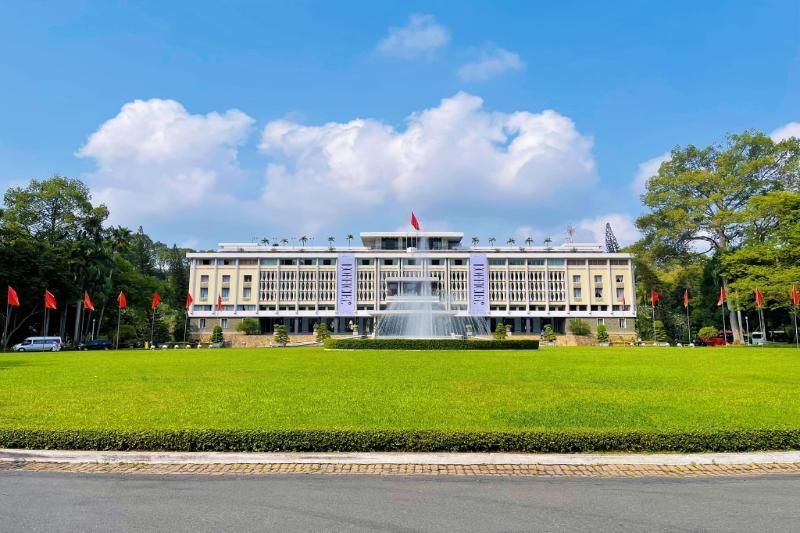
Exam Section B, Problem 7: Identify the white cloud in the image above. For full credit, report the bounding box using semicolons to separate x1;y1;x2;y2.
258;92;596;231
770;122;800;141
632;152;670;194
458;45;524;82
577;213;639;247
376;14;450;59
78;99;255;225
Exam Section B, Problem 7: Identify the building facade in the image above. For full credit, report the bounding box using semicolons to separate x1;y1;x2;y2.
186;232;637;339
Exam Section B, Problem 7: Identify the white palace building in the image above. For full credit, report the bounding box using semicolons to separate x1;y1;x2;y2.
186;231;637;339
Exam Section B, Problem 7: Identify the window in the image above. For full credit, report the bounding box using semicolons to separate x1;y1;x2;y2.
200;287;208;299
321;259;335;266
404;259;417;266
573;287;582;299
221;318;228;329
260;258;277;266
301;259;315;266
221;287;230;300
572;275;581;284
222;275;230;283
200;275;209;283
508;259;525;266
567;259;585;266
527;259;545;266
589;259;607;266
430;259;441;266
616;287;624;299
242;287;252;299
243;275;252;283
595;288;603;298
359;259;374;266
280;259;296;266
383;259;396;266
610;259;629;266
449;259;465;266
201;259;211;265
489;259;506;266
199;319;206;329
594;275;602;284
597;318;605;325
619;318;627;329
217;259;234;266
547;259;565;266
615;275;624;283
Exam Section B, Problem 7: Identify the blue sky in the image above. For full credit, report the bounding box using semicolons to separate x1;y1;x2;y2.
1;0;798;249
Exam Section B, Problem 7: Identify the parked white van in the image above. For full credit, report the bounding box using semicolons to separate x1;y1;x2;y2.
12;337;62;352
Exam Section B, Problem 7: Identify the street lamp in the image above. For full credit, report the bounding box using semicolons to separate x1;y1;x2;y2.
745;315;750;345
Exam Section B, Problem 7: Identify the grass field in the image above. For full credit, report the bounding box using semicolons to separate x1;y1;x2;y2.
1;346;799;434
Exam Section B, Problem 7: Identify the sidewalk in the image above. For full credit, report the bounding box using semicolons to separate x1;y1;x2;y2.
2;449;800;477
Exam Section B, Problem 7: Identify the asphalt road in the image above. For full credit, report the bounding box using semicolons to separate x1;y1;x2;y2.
1;472;799;532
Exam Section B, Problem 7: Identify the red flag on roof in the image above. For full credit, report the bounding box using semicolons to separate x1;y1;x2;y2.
117;291;127;309
792;284;799;307
185;293;193;312
7;286;20;307
651;289;660;306
717;287;727;306
151;292;160;310
755;288;764;309
683;289;689;309
83;291;95;312
217;294;223;312
44;290;57;310
411;211;420;231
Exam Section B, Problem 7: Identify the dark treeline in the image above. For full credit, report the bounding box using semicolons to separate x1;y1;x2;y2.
0;176;193;347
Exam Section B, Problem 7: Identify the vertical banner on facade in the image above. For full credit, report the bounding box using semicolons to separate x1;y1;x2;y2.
336;253;356;315
469;253;488;316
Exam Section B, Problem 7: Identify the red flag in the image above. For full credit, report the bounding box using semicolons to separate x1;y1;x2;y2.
217;294;223;312
7;286;20;307
754;288;764;309
44;290;57;310
621;290;626;307
717;287;727;306
651;289;660;306
83;291;95;312
683;289;689;309
185;293;193;312
411;211;420;231
117;291;127;309
792;284;799;307
151;292;160;310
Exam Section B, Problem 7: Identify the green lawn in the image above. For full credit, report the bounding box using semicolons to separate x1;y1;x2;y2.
2;346;799;433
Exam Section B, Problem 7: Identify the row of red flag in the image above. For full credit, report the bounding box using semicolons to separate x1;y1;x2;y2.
650;285;800;308
4;287;185;313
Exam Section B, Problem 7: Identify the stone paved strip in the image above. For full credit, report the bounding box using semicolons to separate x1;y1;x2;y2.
2;461;800;477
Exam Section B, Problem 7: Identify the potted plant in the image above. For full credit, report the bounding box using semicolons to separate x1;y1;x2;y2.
596;323;609;346
273;324;289;347
541;324;557;345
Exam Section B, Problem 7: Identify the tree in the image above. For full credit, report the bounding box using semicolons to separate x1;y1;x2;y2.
299;235;309;248
328;236;335;249
488;237;496;247
273;324;289;346
605;223;620;252
525;237;533;247
542;324;557;342
653;320;670;343
493;322;507;340
471;236;479;246
506;238;515;247
636;131;800;343
346;234;354;247
596;323;609;343
315;322;331;342
211;325;224;344
698;326;719;342
568;318;590;336
236;318;260;335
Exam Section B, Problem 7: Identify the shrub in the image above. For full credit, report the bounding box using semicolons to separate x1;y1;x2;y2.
654;320;670;343
1;428;798;453
273;324;289;346
324;338;539;350
568;318;591;336
542;324;557;342
236;318;260;335
211;325;224;344
596;323;609;343
698;326;719;341
493;323;507;340
315;322;331;342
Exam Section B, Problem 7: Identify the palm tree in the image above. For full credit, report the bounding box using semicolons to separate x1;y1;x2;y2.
328;236;335;248
544;236;552;248
506;238;515;247
471;236;479;247
260;237;270;246
299;235;309;248
488;237;496;247
525;237;533;247
346;234;354;247
281;238;289;247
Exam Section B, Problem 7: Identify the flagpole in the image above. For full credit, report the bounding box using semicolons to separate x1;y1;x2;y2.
793;307;799;349
183;312;189;343
686;303;691;344
2;302;10;350
115;305;121;350
150;308;156;349
721;301;727;346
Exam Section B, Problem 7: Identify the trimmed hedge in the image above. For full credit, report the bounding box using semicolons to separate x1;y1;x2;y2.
324;338;539;350
1;428;798;453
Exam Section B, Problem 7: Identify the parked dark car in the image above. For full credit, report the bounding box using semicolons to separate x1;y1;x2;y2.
78;339;113;351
